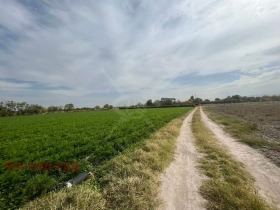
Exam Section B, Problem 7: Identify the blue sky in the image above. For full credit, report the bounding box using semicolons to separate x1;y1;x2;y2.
0;0;280;107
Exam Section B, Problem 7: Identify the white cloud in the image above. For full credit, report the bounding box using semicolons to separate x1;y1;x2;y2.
0;1;35;31
0;81;31;90
0;0;280;106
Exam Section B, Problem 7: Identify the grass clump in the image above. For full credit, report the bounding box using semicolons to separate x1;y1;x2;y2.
22;178;106;210
192;109;272;210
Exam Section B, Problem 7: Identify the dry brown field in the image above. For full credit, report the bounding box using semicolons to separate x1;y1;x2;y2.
205;101;280;167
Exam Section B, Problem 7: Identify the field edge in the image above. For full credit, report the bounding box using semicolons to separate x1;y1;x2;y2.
21;108;193;210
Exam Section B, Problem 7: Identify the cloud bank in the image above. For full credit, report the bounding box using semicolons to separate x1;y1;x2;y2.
1;0;280;106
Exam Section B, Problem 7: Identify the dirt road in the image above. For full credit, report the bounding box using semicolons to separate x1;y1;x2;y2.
158;108;207;210
200;108;280;209
158;107;280;210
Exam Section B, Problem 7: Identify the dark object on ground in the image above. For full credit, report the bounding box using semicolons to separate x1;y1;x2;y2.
66;172;89;188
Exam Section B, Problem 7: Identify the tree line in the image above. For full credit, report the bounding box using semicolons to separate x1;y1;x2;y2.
0;101;114;117
143;95;280;107
1;94;279;117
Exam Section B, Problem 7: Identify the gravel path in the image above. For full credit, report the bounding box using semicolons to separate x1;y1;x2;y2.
201;107;280;209
158;108;206;210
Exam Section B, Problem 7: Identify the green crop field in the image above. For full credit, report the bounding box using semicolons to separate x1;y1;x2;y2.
0;107;191;209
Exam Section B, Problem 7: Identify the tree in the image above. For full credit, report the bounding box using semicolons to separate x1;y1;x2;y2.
193;98;203;104
261;95;271;101
0;101;9;116
161;99;172;106
64;103;74;111
136;102;143;107
215;98;220;102
94;105;100;110
231;95;241;103
146;99;153;106
26;104;46;114
224;96;232;102
16;102;28;115
271;95;280;101
6;101;16;112
47;106;61;112
103;104;110;109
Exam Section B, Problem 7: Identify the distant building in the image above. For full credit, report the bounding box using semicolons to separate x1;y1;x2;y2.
161;98;176;102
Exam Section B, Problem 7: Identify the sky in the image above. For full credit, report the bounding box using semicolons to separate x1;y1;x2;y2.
0;0;280;107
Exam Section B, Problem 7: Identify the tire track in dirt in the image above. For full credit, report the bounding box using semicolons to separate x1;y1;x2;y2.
158;108;206;210
200;107;280;209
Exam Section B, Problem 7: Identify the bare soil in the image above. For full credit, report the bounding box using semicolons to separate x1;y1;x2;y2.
205;102;280;143
201;107;280;209
205;102;280;167
158;108;207;210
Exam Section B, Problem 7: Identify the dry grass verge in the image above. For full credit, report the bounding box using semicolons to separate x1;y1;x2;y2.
22;178;106;210
192;109;272;210
22;108;192;210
